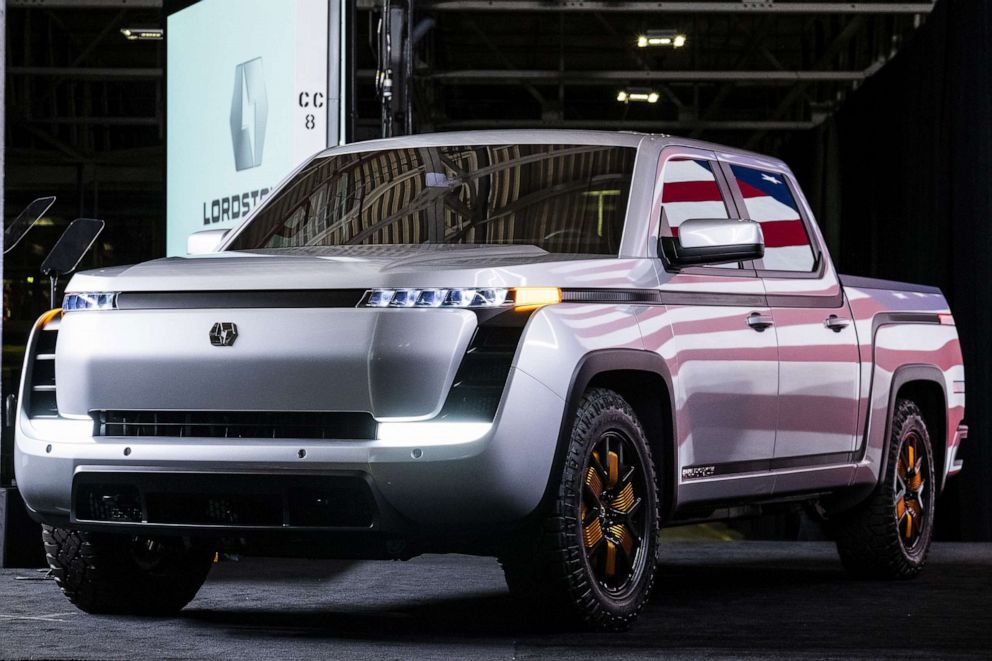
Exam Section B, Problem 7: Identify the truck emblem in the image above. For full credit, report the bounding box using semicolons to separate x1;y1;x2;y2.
209;322;238;347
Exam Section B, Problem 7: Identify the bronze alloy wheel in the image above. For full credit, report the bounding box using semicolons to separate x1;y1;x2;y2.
498;388;659;631
579;428;650;597
831;398;936;579
894;428;929;553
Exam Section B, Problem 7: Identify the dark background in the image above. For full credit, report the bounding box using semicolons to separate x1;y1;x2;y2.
3;0;989;540
783;0;992;540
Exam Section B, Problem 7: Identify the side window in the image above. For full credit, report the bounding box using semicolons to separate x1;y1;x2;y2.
729;165;816;272
660;158;739;270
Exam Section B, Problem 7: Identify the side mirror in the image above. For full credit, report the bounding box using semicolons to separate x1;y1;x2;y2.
187;229;228;255
660;218;764;268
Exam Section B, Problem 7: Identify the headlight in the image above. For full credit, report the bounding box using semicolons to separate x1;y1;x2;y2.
361;287;562;310
363;288;510;309
62;292;119;312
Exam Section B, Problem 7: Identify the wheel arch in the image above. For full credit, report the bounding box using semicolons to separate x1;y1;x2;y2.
541;349;678;523
883;365;948;491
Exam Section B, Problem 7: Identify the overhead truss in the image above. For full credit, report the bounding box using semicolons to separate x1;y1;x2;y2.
423;2;935;15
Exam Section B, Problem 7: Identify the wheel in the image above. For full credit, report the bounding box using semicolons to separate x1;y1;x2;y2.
831;398;937;579
42;526;214;615
499;388;660;631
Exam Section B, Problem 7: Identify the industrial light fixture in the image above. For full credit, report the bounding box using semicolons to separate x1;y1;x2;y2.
636;29;687;48
120;27;163;41
617;87;660;104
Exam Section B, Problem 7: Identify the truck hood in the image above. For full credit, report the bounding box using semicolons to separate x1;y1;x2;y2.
67;245;655;292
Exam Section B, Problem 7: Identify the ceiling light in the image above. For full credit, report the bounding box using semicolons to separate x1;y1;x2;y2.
120;27;163;41
636;29;687;49
617;87;660;104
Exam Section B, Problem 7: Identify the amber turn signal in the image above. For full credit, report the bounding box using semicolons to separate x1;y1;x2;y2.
513;287;562;310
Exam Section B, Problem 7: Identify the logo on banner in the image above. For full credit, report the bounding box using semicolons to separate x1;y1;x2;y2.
229;57;268;171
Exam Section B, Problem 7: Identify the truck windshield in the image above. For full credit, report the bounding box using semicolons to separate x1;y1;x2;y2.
226;143;636;255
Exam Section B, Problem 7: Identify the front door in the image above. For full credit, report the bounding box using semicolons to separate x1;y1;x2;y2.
646;149;779;485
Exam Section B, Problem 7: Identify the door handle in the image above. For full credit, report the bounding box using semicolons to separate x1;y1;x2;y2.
824;315;851;332
746;312;774;332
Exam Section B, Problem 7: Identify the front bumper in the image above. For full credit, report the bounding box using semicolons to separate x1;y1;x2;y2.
15;363;565;536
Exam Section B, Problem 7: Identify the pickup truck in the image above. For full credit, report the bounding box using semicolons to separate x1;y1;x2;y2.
15;130;966;631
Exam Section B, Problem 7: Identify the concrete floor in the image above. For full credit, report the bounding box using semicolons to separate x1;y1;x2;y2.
1;541;990;660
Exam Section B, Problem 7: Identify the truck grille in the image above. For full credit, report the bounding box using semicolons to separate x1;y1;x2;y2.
93;410;378;440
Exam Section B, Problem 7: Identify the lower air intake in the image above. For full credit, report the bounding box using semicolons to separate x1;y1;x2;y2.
73;473;377;529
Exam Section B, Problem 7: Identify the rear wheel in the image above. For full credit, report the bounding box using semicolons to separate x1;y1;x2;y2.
500;388;660;631
831;399;936;579
43;526;214;615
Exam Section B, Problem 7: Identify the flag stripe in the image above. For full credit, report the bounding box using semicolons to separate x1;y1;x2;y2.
759;219;809;248
662;180;723;204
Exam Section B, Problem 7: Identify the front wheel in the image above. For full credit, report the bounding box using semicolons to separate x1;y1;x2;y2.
831;398;937;579
500;388;660;631
43;526;214;615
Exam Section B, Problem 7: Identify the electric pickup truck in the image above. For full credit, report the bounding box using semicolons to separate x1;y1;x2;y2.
15;131;966;631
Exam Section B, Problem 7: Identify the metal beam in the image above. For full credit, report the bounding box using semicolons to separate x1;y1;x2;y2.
70;8;126;67
436;119;817;130
1;0;7;489
9;0;161;7
429;69;873;83
591;11;684;109
7;66;161;79
746;15;870;147
692;15;776;138
463;17;546;106
5;163;164;188
424;2;934;14
24;116;159;126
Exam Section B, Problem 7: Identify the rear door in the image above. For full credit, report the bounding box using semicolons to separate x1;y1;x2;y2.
722;160;861;466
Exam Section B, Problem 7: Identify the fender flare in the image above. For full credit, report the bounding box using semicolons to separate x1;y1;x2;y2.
534;348;678;516
875;364;947;487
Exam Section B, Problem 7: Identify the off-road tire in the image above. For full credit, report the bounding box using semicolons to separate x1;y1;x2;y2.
499;388;661;631
832;399;936;579
42;526;214;615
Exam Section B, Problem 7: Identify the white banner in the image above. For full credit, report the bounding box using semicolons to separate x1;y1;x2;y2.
166;0;338;256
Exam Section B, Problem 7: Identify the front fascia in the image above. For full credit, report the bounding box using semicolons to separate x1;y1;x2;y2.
54;307;476;421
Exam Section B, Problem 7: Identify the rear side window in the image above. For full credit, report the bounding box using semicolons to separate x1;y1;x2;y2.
661;158;743;270
730;165;816;272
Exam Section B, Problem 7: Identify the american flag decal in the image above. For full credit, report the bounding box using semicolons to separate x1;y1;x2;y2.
731;164;815;272
661;159;728;231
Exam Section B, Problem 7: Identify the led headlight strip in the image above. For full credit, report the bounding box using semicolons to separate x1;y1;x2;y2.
363;287;509;308
62;292;119;312
361;287;562;310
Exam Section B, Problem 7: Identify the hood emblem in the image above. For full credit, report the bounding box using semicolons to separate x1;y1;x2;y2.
209;322;239;347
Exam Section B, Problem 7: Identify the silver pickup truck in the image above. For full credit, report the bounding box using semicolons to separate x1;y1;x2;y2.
15;131;966;631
